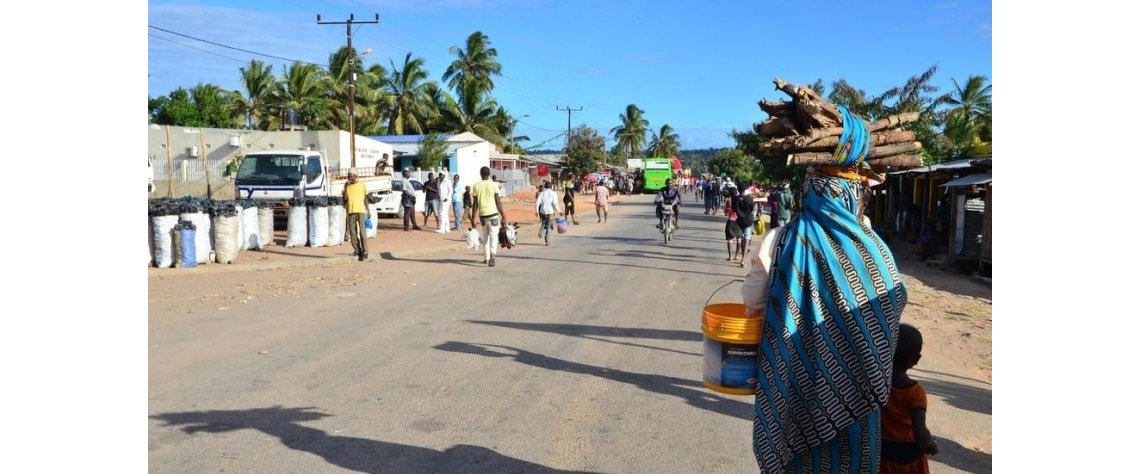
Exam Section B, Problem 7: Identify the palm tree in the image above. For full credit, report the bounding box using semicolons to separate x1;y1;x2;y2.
385;52;437;135
647;124;681;158
938;74;992;124
265;62;329;131
441;31;502;99
324;46;376;131
610;104;650;159
234;59;275;129
353;63;393;135
877;64;941;114
436;78;501;140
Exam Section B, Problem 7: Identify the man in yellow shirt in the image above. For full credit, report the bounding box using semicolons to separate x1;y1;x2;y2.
470;166;507;267
342;172;369;261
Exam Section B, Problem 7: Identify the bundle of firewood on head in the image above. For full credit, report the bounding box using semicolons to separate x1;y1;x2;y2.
754;78;924;177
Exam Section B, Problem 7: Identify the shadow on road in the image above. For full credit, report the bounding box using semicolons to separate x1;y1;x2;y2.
151;406;601;474
434;341;753;421
913;370;992;416
466;320;703;357
505;253;733;278
928;434;993;474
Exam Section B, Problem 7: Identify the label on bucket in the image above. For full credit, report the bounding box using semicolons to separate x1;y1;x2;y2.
703;337;759;390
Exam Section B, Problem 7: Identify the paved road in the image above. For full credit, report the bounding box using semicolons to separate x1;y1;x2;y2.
148;195;990;473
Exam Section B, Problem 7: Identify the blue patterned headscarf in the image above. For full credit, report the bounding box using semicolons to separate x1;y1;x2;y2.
752;106;906;473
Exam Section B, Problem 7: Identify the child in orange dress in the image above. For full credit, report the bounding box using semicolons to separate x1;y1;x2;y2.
880;324;939;474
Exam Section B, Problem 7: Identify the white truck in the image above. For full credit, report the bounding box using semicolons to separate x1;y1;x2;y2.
233;149;393;218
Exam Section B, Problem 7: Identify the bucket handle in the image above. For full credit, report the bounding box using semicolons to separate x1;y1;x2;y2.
705;279;744;308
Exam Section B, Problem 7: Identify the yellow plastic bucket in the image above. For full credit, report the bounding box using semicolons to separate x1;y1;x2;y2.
702;303;763;396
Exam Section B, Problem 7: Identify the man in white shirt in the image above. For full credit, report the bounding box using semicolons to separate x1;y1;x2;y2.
437;172;453;234
534;181;561;246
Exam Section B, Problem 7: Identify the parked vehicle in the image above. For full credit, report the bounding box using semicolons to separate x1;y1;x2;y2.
377;179;425;218
233;149;393;219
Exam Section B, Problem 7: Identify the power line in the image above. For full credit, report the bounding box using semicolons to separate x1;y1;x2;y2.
148;33;248;64
149;25;324;68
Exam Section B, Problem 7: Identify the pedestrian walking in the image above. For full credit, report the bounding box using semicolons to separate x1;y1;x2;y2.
342;172;369;261
534;181;560;246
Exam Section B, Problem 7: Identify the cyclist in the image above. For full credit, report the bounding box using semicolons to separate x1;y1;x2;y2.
655;179;683;229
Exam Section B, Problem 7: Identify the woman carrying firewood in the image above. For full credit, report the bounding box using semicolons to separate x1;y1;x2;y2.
741;105;907;473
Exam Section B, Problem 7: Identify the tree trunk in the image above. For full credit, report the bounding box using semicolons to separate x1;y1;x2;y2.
865;155;923;167
787;153;923;168
867;141;922;157
763;130;917;153
774;78;842;127
802;112;923;141
755;117;798;137
785;143;923;165
758;99;793;116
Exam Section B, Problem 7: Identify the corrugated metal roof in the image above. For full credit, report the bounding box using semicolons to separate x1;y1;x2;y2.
941;171;992;188
368;134;452;143
887;157;991;175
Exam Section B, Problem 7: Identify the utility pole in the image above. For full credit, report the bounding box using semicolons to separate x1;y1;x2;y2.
556;106;582;138
318;13;379;170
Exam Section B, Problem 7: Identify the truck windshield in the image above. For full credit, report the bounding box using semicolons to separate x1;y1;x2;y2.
235;155;306;185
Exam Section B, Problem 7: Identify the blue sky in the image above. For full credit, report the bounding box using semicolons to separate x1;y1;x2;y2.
148;0;992;151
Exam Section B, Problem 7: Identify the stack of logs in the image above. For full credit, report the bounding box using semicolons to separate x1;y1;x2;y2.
754;78;923;169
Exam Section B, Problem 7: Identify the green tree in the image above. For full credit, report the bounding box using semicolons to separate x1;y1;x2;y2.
707;147;752;180
354;63;394;135
937;74;992;146
938;75;991;120
149;88;198;126
265;62;330;131
872;64;947;165
436;78;501;139
827;79;888;120
442;31;502;99
148;84;235;128
610;104;650;159
385;52;437;135
563;125;605;177
233;59;276;129
647;124;682;158
417;132;449;171
325;46;381;132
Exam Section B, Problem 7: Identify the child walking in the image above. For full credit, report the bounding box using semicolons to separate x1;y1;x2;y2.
880;323;939;474
562;187;579;225
723;187;742;261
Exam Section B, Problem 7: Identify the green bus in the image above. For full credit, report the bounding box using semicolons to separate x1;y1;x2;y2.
641;158;673;193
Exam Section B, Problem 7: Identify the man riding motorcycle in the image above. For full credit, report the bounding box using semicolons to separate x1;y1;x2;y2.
655;179;682;229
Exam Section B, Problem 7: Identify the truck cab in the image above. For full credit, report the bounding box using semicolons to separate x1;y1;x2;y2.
234;149;394;219
234;150;320;201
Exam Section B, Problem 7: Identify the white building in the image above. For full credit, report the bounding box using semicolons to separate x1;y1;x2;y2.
367;132;493;192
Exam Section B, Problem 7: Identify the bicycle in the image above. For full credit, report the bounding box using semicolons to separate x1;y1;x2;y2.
660;202;677;244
